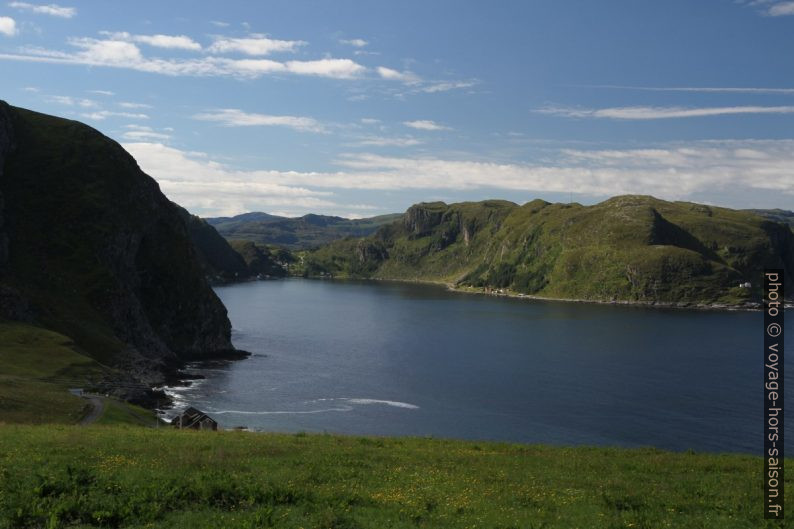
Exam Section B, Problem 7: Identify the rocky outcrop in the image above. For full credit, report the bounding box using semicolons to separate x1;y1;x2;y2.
404;202;447;236
0;102;242;393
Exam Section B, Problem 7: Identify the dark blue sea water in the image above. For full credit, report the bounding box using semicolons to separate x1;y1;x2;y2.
164;278;792;453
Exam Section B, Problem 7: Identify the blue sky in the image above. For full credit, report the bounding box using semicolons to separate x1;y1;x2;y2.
1;0;793;217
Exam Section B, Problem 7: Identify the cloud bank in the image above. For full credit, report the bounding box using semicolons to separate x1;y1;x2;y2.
123;139;794;216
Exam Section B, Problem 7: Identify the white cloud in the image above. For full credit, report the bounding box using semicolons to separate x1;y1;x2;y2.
135;34;201;51
537;104;794;120
324;142;794;200
68;37;143;62
88;89;114;96
81;110;149;120
122;139;794;215
285;58;365;78
340;38;368;47
122;142;343;217
380;77;477;96
585;84;794;95
119;101;152;109
45;94;96;107
209;20;230;28
207;35;305;55
403;120;451;131
193;108;326;133
419;80;476;93
122;130;170;141
101;31;201;51
0;38;367;79
0;16;17;36
8;2;75;18
136;140;794;197
360;118;380;124
376;66;419;83
768;1;794;15
355;136;422;147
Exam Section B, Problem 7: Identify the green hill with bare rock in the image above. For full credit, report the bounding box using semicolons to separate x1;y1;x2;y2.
302;196;793;307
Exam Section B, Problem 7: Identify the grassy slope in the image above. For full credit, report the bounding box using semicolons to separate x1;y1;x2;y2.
303;196;793;305
0;322;100;423
0;322;157;426
95;400;160;427
0;425;782;529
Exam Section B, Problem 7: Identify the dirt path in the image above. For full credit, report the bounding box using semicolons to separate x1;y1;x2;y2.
79;396;105;425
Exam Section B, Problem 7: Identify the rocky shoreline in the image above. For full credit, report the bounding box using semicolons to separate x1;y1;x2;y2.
448;284;772;311
352;275;785;312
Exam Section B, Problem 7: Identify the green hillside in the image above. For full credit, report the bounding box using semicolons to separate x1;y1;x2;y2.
208;212;403;249
302;196;793;306
0;321;159;425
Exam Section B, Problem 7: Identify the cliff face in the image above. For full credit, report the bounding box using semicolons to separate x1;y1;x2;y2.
0;102;13;268
0;102;237;376
175;204;252;283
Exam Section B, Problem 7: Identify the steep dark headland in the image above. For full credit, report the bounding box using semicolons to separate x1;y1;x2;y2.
175;204;286;282
303;197;794;306
0;102;244;399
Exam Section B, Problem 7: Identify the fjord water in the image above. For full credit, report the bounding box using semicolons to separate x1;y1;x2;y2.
169;279;791;453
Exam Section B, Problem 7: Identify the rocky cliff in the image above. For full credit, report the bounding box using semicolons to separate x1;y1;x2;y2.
0;102;242;397
175;204;252;283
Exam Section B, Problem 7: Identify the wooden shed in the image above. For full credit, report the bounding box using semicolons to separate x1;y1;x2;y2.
171;406;218;431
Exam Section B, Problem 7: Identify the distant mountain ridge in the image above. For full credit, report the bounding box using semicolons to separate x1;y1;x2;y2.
746;209;794;228
207;211;403;249
301;196;793;306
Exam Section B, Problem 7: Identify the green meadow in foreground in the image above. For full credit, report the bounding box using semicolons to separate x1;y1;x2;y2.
0;425;786;529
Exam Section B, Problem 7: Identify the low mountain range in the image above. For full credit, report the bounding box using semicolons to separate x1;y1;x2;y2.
207;211;403;249
746;209;794;228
